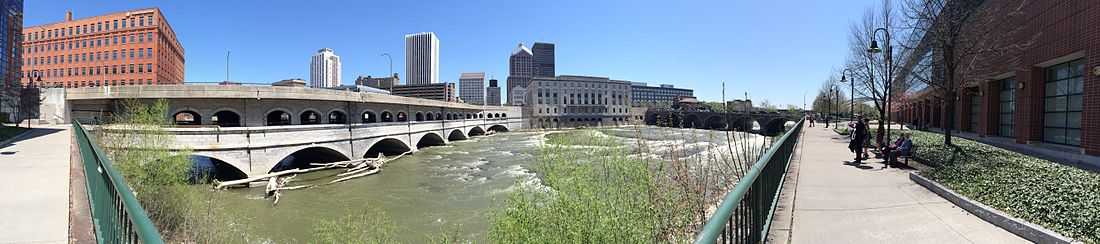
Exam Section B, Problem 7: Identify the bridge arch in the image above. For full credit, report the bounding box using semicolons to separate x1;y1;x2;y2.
364;138;411;157
211;109;242;127
300;110;322;125
396;112;408;122
466;113;472;119
328;109;347;124
705;115;727;130
469;126;486;136
488;124;509;133
448;129;468;141
361;110;377;123
380;111;394;122
426;112;435;121
172;110;202;126
416;132;446;148
189;154;247;183
683;114;702;128
415;112;425;121
269;146;350;172
435;112;442;121
763;118;791;136
265;108;293;126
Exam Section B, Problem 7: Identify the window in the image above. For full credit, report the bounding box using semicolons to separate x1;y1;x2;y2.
113;36;118;45
121;19;126;28
968;91;980;132
129;49;134;58
129;64;134;73
998;78;1016;137
146;63;152;72
113;20;118;29
1042;59;1084;146
138;49;143;58
121;35;126;44
112;50;117;60
129;35;134;43
139;16;145;26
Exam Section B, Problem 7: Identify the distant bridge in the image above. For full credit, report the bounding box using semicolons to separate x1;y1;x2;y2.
645;110;800;135
54;85;527;180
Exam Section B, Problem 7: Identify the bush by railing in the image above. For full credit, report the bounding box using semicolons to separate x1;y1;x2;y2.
693;119;803;243
73;120;165;244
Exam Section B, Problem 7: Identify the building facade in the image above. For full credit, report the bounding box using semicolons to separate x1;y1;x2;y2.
526;75;634;128
390;82;456;102
628;82;694;108
0;0;20;122
459;72;485;105
507;43;533;105
21;8;184;88
310;48;340;88
532;42;555;78
895;0;1100;156
486;78;501;106
404;32;439;85
355;74;399;90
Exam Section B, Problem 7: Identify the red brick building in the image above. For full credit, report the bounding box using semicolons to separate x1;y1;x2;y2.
20;8;184;88
896;1;1099;156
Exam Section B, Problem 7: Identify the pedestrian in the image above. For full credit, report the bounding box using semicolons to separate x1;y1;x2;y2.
807;115;815;127
848;115;869;163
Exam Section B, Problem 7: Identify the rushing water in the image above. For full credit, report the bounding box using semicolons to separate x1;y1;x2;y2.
198;126;767;243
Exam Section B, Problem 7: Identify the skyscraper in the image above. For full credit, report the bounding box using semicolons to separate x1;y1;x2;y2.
405;32;439;85
532;42;555;77
506;43;533;105
486;79;501;106
0;0;20;123
310;48;341;88
459;72;485;105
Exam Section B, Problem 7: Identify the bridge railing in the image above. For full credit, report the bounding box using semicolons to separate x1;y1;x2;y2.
72;121;165;244
693;119;803;244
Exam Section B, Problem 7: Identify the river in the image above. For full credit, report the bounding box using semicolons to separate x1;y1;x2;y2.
197;126;767;243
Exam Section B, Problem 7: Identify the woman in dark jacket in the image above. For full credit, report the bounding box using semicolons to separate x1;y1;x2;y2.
849;116;868;163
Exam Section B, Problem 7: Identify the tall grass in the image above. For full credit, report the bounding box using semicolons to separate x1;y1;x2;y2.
490;125;769;243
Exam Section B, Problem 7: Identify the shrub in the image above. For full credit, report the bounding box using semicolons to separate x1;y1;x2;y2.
907;130;1100;243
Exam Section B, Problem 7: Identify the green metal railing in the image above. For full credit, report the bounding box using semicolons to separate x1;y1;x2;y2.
694;119;803;244
72;121;165;244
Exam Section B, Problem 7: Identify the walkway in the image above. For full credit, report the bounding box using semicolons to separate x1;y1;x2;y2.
0;126;70;244
782;124;1025;243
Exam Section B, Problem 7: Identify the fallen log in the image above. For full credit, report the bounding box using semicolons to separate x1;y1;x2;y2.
273;185;312;191
328;168;381;184
216;164;339;189
337;165;376;177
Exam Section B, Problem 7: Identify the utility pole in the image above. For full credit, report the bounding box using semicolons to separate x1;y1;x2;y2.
226;50;231;82
381;53;393;90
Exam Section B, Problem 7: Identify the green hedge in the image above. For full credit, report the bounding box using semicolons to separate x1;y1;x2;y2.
907;130;1100;243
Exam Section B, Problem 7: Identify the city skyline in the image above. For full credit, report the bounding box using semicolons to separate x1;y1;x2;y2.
22;0;873;107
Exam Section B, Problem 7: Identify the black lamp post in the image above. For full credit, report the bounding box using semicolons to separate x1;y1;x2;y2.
841;69;855;122
868;27;893;166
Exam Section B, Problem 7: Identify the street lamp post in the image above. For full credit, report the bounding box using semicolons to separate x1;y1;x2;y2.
380;53;393;90
827;87;834;128
841;69;855;122
834;85;840;126
868;27;893;167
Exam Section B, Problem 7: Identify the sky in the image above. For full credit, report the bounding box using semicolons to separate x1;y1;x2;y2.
25;0;880;108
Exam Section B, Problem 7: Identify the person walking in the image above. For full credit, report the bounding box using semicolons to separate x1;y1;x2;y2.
848;115;869;163
807;115;815;127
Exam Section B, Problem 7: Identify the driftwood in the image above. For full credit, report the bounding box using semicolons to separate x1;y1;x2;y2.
329;168;381;184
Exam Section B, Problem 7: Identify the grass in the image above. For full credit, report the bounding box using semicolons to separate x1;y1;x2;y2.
902;130;1100;243
0;125;27;141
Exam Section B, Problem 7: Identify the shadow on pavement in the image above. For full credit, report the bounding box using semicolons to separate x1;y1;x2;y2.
0;127;65;150
843;160;878;170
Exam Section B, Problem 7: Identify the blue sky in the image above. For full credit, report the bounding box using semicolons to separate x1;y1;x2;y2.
26;0;877;107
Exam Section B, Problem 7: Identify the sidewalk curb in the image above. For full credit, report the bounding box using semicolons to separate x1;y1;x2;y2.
908;172;1080;244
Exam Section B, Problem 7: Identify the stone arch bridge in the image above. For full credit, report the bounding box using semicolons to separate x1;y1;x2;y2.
61;85;526;179
645;110;801;135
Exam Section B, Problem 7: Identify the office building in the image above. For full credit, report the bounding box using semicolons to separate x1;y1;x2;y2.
272;78;306;87
507;43;533;105
526;75;634;128
355;74;399;90
628;82;694;107
21;8;185;88
532;42;555;77
486;78;501;106
459;72;485;105
0;0;20;123
391;82;456;102
310;48;341;88
894;0;1100;159
404;32;439;85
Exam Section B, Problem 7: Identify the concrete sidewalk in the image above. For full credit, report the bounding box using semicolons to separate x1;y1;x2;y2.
0;126;71;244
785;124;1025;244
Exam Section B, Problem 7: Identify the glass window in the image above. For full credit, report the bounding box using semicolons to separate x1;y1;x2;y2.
999;78;1016;137
1042;59;1084;146
121;19;126;28
113;20;118;29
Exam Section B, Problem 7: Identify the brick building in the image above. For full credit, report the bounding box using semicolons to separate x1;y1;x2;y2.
20;8;184;88
896;1;1099;156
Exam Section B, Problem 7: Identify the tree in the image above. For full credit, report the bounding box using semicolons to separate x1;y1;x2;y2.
845;0;913;147
900;0;1035;145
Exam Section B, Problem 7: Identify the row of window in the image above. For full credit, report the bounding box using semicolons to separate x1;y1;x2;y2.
25;32;154;55
26;14;155;42
535;81;629;90
25;48;154;67
31;79;155;88
173;109;508;127
535;106;630;114
23;63;155;80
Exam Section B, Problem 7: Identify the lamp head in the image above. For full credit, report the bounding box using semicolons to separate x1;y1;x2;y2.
841;74;847;82
867;40;882;53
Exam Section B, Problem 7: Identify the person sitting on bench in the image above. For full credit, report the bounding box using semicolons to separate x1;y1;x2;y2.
885;132;913;164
